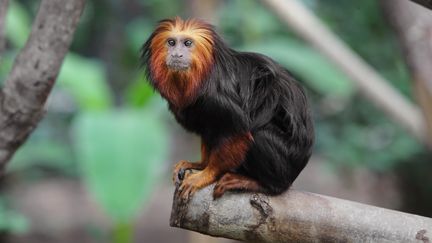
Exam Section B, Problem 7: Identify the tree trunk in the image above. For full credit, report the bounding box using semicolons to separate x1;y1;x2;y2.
0;0;86;170
381;0;432;146
171;185;432;243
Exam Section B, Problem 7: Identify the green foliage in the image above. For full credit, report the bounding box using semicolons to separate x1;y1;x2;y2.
313;0;412;96
5;0;31;48
125;18;154;54
138;0;182;19
218;0;284;45
246;39;354;98
308;0;420;170
6;113;77;175
317;117;421;171
314;94;422;172
1;1;30;82
9;140;75;174
0;198;28;234
57;54;113;111
73;108;169;223
124;75;155;107
0;51;15;83
113;222;133;243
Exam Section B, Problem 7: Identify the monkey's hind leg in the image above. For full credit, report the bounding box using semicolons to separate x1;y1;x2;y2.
213;172;264;199
173;141;209;183
179;133;252;199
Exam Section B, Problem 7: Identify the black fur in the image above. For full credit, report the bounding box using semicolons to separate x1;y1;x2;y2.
141;26;314;195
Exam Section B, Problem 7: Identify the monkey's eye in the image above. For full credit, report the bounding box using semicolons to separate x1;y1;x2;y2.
167;39;176;46
184;40;193;47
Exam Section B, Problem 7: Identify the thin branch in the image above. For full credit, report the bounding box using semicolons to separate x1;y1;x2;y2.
260;0;429;147
382;0;432;144
171;185;432;242
0;0;8;54
0;0;86;169
410;0;432;10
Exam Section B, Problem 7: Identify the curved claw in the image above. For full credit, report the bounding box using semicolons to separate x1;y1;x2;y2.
179;181;198;200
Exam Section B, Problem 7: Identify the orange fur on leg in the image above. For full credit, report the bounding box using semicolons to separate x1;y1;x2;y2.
172;140;209;183
179;133;253;199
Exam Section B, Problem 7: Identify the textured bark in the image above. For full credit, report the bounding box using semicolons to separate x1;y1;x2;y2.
260;0;429;147
410;0;432;10
382;0;432;146
0;0;8;53
0;0;86;169
171;185;432;243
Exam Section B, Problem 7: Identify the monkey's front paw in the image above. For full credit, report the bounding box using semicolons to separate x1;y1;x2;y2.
172;160;195;184
178;177;200;200
178;171;215;200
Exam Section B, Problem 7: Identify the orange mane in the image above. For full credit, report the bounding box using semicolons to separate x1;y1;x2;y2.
149;17;215;108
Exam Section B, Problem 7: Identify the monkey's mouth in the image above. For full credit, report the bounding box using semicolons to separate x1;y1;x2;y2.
166;59;190;71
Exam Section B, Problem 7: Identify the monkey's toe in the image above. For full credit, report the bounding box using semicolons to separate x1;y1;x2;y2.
213;172;264;199
178;170;217;200
178;178;198;200
213;177;237;199
213;183;227;199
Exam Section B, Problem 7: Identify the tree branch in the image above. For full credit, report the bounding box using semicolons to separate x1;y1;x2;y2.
410;0;432;10
0;0;86;169
171;185;432;242
260;0;429;147
0;0;8;54
382;0;432;145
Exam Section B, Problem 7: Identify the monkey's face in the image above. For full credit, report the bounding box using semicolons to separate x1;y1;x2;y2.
165;36;194;71
148;17;215;77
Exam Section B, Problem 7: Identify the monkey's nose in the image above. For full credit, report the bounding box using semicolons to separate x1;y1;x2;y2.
172;54;183;58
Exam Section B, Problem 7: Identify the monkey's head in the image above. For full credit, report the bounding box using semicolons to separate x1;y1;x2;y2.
142;17;215;85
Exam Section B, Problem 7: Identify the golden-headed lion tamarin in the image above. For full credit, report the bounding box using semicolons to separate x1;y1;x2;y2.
141;17;314;199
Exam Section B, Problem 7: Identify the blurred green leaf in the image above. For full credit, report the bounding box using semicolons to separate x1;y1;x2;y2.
0;51;16;82
316;110;421;171
139;0;182;18
73;109;168;223
245;39;355;98
124;75;155;107
126;18;153;53
58;53;113;111
0;199;28;234
6;1;31;48
113;221;133;243
218;0;282;44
